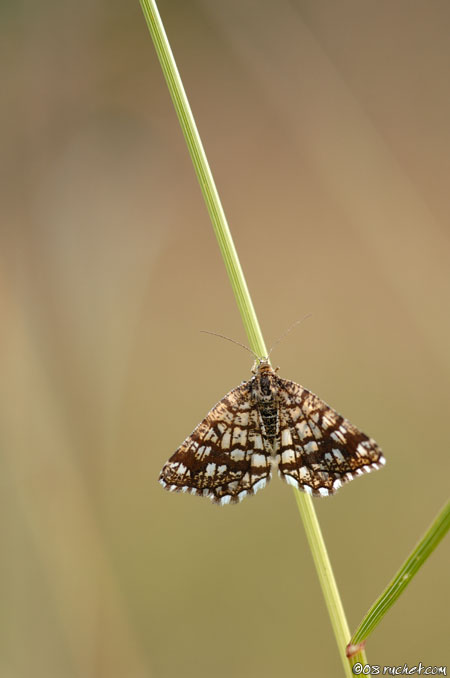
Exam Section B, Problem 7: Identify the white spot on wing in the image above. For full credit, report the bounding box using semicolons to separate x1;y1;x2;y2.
221;431;231;449
232;427;247;446
281;449;296;465
296;420;312;438
204;429;218;443
253;434;264;450
303;441;319;454
332;448;345;462
205;463;216;477
197;445;211;459
309;421;323;439
321;415;333;429
281;428;293;446
299;466;309;479
251;453;267;467
331;430;346;444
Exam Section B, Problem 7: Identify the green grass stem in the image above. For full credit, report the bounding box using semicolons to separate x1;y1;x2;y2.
140;1;368;674
139;0;265;356
351;499;450;646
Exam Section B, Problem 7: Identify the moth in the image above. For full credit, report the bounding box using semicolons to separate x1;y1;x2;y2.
159;357;385;505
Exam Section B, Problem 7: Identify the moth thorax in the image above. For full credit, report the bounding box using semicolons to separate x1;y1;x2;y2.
260;373;273;396
251;371;275;405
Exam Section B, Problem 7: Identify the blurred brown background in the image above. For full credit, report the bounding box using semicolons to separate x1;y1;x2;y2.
1;1;449;676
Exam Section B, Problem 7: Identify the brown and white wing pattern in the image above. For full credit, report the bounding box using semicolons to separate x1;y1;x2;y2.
160;360;385;504
275;377;385;496
159;382;272;505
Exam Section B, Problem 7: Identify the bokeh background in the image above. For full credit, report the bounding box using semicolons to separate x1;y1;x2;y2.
1;1;449;676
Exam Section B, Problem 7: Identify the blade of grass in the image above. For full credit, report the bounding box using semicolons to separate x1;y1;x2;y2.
350;499;450;648
295;491;368;674
139;0;265;357
139;1;364;674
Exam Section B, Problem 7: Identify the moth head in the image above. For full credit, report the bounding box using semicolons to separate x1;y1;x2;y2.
251;357;273;374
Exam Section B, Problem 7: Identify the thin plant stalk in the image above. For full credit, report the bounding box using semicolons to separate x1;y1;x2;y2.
139;1;364;674
351;499;450;646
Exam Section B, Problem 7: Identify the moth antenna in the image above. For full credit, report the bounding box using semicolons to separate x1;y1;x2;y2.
200;330;261;361
267;313;312;357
